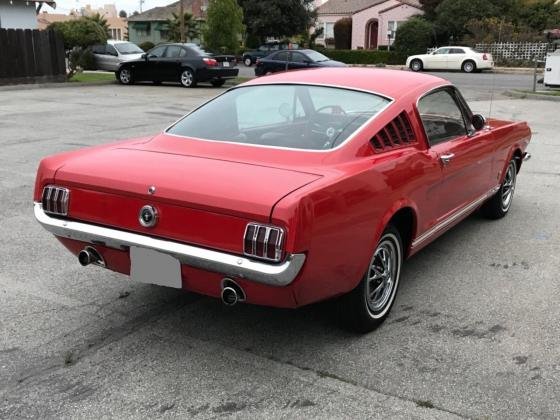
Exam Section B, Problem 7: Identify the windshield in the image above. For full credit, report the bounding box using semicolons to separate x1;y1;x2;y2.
167;84;390;150
306;50;330;62
114;42;144;54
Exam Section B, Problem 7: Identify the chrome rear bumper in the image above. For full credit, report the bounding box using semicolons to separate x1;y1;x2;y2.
34;203;305;287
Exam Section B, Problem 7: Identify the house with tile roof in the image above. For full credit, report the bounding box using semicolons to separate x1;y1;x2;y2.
316;0;422;50
127;0;207;45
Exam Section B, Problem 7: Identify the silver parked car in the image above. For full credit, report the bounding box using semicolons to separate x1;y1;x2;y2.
92;40;145;72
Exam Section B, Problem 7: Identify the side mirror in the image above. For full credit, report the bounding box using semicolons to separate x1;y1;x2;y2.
472;114;486;130
141;53;147;59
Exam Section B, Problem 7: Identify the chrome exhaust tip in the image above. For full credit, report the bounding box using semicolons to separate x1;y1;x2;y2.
78;247;105;267
221;287;239;306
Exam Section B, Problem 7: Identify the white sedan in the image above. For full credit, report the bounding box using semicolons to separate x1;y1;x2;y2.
406;47;494;73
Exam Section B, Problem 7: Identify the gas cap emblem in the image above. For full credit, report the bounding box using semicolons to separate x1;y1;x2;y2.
139;205;158;228
148;185;156;195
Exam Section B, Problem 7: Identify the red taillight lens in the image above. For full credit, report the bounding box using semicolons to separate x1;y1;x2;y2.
483;53;488;60
256;58;261;65
244;223;284;262
203;57;218;67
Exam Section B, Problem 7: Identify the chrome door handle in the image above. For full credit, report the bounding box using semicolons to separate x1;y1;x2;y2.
440;153;455;165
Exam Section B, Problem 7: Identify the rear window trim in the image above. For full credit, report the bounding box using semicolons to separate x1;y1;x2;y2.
164;82;394;153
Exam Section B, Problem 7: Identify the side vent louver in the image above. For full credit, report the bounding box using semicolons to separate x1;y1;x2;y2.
370;111;416;153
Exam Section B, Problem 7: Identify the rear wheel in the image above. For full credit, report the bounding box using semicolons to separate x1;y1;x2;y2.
410;59;423;72
481;159;517;219
117;67;133;85
179;68;197;88
462;60;476;73
339;225;403;333
211;79;226;87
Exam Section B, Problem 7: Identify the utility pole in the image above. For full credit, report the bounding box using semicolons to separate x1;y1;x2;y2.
179;0;185;43
139;0;145;13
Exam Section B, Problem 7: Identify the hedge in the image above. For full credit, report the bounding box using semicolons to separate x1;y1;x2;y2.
317;48;406;65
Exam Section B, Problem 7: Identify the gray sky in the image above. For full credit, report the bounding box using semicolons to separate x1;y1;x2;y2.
48;0;172;15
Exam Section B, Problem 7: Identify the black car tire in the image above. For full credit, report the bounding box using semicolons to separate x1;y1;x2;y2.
117;67;134;85
179;68;197;88
338;225;403;333
481;159;517;219
410;59;423;72
211;80;226;87
462;60;476;73
244;57;253;67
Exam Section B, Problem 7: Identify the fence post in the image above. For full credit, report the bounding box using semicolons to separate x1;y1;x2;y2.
533;57;538;93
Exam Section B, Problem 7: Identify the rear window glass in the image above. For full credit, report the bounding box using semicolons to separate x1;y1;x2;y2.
167;84;391;150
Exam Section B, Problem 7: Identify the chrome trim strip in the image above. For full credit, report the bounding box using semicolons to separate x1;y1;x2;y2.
411;185;500;249
34;203;305;287
163;82;395;153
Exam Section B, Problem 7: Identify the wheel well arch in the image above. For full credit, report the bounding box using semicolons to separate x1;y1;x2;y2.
512;148;523;172
387;207;417;258
462;59;476;67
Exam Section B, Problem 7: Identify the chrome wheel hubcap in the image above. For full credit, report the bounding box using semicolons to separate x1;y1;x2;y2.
120;69;130;83
501;162;516;211
465;63;473;72
366;238;398;313
244;58;252;66
412;62;420;71
181;71;193;86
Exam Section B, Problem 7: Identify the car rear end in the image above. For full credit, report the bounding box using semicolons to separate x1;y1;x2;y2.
477;51;494;70
197;55;239;83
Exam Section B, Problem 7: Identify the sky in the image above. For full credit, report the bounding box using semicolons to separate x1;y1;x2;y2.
47;0;173;15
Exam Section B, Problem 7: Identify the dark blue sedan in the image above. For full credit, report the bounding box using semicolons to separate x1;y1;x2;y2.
254;49;346;76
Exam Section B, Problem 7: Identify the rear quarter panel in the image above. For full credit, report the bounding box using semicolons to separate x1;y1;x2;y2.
488;119;531;181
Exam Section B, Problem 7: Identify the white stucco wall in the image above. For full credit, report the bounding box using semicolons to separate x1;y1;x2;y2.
0;0;37;29
378;4;422;47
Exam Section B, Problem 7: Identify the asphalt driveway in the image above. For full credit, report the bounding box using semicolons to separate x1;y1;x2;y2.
0;82;558;419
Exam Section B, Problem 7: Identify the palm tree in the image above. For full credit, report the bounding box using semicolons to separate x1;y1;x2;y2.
165;12;201;42
85;13;110;37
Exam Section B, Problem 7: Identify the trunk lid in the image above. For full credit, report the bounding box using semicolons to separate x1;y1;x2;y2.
54;146;321;220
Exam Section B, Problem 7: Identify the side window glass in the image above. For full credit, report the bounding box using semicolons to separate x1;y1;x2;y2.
418;90;467;146
179;48;188;57
274;51;288;61
290;52;307;63
435;48;450;55
106;45;118;55
149;46;166;58
92;44;104;54
164;45;181;58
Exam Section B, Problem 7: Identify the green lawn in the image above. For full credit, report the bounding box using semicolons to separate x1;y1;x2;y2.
70;72;115;83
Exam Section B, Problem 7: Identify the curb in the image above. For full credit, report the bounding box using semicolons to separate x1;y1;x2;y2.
0;80;116;92
349;64;541;75
504;89;560;101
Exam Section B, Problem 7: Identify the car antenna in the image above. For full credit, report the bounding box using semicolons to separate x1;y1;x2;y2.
488;20;503;123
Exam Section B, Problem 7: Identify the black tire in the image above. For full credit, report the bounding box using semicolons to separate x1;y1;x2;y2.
481;159;517;219
339;225;403;333
211;80;226;87
179;68;197;88
153;80;162;85
243;56;253;67
462;60;476;73
117;67;134;85
410;59;423;72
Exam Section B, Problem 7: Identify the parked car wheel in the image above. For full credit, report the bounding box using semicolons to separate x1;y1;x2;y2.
117;68;133;85
211;80;226;87
410;59;423;72
180;69;197;88
481;159;517;219
339;225;403;333
462;60;476;73
244;57;253;67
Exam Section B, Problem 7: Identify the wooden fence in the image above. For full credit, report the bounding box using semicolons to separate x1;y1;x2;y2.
0;28;66;85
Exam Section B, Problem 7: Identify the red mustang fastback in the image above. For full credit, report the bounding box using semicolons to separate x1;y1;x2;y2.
34;69;531;332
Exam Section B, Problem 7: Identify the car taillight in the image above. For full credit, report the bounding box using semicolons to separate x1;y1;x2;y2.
244;223;284;262
256;58;261;65
203;57;218;67
42;185;69;216
483;53;488;60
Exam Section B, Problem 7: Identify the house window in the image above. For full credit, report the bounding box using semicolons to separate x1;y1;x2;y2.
110;28;122;40
324;22;335;39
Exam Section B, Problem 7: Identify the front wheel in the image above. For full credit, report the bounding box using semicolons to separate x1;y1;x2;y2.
117;67;133;85
410;59;423;72
179;69;197;88
339;225;403;333
481;159;517;219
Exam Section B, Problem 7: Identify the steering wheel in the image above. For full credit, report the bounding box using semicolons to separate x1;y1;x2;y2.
315;105;347;115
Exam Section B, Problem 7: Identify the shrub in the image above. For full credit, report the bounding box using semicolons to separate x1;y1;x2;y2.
79;48;96;70
316;48;406;65
139;41;155;51
334;18;352;49
393;17;435;58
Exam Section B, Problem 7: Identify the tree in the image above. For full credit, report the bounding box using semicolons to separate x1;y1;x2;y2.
239;0;316;43
394;17;435;57
419;0;444;20
434;0;502;42
334;18;352;49
119;10;127;18
462;17;541;44
166;12;200;42
48;18;107;79
512;0;560;32
203;0;244;53
85;12;110;36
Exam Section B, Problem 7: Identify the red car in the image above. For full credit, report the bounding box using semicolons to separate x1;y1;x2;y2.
34;69;531;332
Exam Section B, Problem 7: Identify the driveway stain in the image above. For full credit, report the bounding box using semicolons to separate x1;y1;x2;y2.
513;355;529;365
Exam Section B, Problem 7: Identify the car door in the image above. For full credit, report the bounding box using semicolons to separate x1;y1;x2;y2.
427;48;450;70
417;87;495;222
139;45;167;81
159;45;183;81
104;44;121;72
271;51;289;73
448;48;466;70
287;52;309;70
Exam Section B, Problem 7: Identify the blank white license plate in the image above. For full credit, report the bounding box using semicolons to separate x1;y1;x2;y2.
130;246;182;288
223;61;230;67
